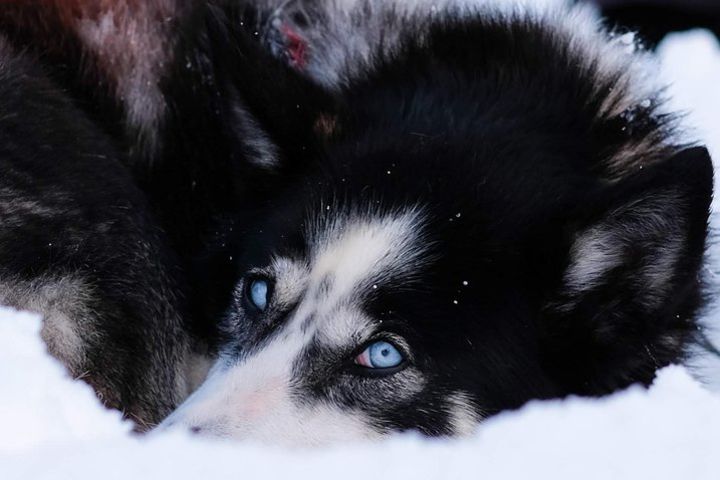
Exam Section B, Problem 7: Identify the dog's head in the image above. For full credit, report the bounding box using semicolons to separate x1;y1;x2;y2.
162;6;713;445
163;142;712;445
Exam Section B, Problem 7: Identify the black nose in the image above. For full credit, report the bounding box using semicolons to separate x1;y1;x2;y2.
190;426;203;434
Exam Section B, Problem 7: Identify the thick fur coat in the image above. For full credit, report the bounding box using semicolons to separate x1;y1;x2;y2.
0;0;713;439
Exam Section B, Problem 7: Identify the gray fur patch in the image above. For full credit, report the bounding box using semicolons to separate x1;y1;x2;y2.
0;274;96;375
72;0;184;156
231;96;281;169
561;191;686;309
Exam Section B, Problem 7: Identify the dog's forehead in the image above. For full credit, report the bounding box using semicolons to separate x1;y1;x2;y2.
264;208;430;343
305;207;428;295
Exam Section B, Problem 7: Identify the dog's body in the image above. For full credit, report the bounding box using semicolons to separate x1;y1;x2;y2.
0;35;191;426
0;0;714;441
0;0;342;425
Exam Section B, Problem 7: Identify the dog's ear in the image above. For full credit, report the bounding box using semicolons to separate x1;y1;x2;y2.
543;146;713;393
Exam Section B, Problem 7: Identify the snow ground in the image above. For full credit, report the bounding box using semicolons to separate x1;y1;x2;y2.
1;28;720;480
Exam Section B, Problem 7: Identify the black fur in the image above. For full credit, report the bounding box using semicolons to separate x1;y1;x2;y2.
241;5;713;394
0;0;714;437
0;1;336;345
0;37;189;427
0;0;337;426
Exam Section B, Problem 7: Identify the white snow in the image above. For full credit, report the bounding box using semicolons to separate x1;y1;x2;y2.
661;30;720;389
1;26;720;480
2;308;720;479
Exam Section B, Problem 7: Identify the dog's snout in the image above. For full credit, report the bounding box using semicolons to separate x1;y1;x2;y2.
156;416;206;436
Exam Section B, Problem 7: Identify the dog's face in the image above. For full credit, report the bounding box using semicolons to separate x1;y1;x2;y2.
163;208;489;444
192;223;491;443
162;135;562;444
162;121;712;445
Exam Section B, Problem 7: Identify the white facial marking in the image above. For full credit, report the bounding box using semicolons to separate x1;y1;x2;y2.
308;209;427;306
163;210;431;444
446;392;483;436
162;332;378;446
268;256;308;309
315;306;373;348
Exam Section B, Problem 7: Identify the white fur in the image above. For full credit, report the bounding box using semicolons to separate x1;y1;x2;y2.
446;391;483;436
308;207;428;295
565;227;625;294
268;256;309;308
316;306;374;348
162;328;378;446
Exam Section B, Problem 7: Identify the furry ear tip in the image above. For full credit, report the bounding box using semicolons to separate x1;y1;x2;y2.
692;145;713;179
679;145;710;159
628;145;714;205
667;145;713;184
675;145;714;205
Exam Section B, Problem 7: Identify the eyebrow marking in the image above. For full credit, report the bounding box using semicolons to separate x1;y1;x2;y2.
306;208;429;306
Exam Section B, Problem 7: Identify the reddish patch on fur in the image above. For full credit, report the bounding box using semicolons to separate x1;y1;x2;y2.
280;23;308;70
0;1;183;78
0;0;188;152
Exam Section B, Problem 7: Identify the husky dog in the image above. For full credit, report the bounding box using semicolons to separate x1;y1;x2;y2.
2;0;713;441
157;1;714;444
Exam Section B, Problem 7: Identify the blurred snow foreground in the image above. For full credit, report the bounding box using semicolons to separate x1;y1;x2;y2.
1;30;720;480
3;312;720;479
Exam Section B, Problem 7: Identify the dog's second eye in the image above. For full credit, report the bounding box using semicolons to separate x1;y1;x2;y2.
246;278;269;311
355;341;404;369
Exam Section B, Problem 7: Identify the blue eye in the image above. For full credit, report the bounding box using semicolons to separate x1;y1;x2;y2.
355;340;405;369
246;278;269;311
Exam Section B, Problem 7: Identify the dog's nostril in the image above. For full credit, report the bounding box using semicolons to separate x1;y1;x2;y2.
190;426;202;434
